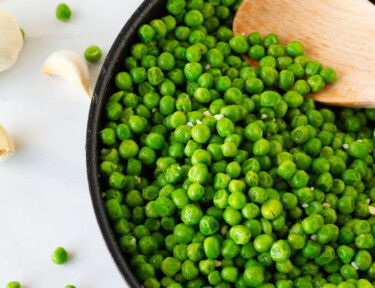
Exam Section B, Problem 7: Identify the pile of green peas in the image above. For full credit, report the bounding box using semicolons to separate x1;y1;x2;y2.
98;0;375;287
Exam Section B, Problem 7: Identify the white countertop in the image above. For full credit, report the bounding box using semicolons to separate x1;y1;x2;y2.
0;0;144;287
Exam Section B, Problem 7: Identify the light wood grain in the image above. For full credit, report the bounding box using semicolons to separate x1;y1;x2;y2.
233;0;375;107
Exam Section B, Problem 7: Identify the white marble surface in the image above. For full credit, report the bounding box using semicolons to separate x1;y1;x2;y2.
0;0;144;287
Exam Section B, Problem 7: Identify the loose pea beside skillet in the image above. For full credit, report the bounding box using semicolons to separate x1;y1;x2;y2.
98;0;375;288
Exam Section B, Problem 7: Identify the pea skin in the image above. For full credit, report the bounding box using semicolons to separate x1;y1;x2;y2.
51;247;68;265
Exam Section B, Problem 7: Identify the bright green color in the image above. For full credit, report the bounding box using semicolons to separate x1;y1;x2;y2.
56;3;71;21
97;2;375;288
51;247;68;265
85;45;102;63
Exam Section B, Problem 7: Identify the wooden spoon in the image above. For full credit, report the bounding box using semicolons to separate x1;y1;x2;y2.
233;0;375;107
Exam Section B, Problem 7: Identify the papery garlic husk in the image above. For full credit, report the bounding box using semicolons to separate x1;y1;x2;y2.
0;125;15;162
0;6;24;72
42;50;90;96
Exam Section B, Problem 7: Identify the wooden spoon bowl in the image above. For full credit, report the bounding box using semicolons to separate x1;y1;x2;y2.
233;0;375;107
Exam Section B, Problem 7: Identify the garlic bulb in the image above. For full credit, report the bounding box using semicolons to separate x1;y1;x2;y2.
0;6;24;72
42;50;90;96
0;125;15;162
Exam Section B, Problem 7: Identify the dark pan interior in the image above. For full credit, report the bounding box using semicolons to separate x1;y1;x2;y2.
86;0;166;286
86;0;375;286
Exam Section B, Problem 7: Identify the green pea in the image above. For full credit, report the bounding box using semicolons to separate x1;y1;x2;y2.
249;44;265;60
84;45;102;63
270;240;291;262
305;61;323;76
268;44;285;58
188;163;209;184
294;79;311;95
191;124;211;143
221;266;238;283
277;160;297;180
223;206;243;226
354;250;372;271
261;199;283;220
230;225;252;245
216;117;235;137
252;138;271;156
254;234;274;253
278;70;295;90
184;10;204;27
260;67;279;87
287;234;305;250
320;68;337;83
221;141;238;157
302;214;324;234
348;141;368;159
150;19;167;40
148;67;165;86
224;87;243;104
138;24;155;43
208;271;222;285
260;91;280;107
285;41;304;57
51;247;68;265
204;236;220;259
158;52;175;71
115;72;133;91
161;257;181;277
6;282;21;288
194;88;211;104
154;197;175;217
259;56;276;70
184;63;203;82
307;75;326;93
215;75;232;92
247;32;262;45
138;235;159;255
294;55;310;68
276;56;293;71
287;63;305;79
355;233;375;249
131;43;148;60
302;240;321;259
229;35;249;54
263;33;280;48
245;78;264;95
244;266;264;287
198;215;219;236
291;125;311;144
109;171;127;189
56;3;71;21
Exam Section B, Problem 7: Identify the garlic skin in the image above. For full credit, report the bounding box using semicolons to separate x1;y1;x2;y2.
42;50;90;96
0;6;24;72
0;125;15;162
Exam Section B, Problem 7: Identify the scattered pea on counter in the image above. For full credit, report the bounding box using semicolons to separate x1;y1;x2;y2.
6;282;20;288
51;247;68;265
56;3;71;22
84;46;102;63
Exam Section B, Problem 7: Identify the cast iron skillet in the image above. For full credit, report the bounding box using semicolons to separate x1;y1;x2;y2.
86;0;166;286
86;0;375;286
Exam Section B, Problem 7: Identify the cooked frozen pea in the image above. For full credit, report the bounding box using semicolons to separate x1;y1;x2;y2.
56;3;71;21
97;3;375;286
51;247;68;265
6;282;21;288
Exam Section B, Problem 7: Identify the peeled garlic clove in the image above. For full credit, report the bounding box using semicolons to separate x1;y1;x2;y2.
0;6;24;72
42;50;90;97
0;125;15;162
